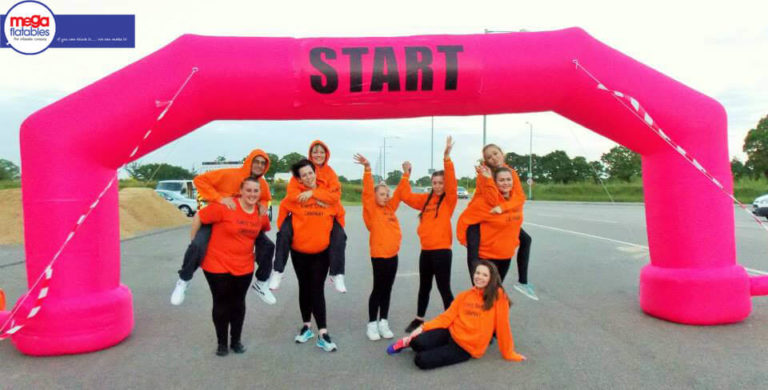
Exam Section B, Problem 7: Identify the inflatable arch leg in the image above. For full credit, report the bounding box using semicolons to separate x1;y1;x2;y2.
11;28;763;355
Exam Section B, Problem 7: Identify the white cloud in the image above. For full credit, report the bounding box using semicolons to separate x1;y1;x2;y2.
2;0;767;178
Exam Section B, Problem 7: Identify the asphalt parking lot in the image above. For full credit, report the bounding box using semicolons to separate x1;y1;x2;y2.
1;201;768;389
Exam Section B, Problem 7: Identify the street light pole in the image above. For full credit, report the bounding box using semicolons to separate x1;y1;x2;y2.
382;136;400;181
431;116;435;172
525;121;533;199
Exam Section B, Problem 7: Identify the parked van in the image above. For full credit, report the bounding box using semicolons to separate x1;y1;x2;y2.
156;180;196;199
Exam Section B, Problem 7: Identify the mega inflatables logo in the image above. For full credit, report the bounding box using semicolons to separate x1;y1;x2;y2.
2;1;56;54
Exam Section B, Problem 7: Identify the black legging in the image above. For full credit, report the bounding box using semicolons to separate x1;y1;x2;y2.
411;328;472;370
369;256;398;322
481;258;511;282
203;271;253;346
417;249;454;318
179;227;274;283
274;215;346;275
291;249;330;329
466;225;531;284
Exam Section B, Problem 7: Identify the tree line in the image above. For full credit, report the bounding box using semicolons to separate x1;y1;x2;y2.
7;115;761;186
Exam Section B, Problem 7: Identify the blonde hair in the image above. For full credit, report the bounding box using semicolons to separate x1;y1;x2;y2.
374;181;390;194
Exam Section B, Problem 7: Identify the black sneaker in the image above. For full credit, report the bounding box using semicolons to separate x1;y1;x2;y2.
230;342;247;354
404;318;424;333
216;344;229;356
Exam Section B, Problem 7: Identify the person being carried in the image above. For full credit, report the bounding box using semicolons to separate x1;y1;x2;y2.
457;164;524;284
354;153;408;341
399;136;458;333
465;143;537;300
271;140;348;293
170;149;276;306
387;260;526;370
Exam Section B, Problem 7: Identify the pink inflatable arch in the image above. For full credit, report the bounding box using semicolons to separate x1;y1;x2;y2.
6;28;768;356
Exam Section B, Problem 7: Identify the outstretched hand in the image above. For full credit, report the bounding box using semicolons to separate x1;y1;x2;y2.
475;164;492;178
444;135;454;158
353;153;370;167
402;161;412;174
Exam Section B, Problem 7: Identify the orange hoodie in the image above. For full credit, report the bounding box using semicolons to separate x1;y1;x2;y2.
468;163;525;213
199;201;262;276
280;179;337;254
362;168;406;258
399;158;458;250
194;149;272;211
422;287;524;361
277;140;346;227
457;175;523;259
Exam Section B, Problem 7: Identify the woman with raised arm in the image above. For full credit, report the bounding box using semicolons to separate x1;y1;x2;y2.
457;165;524;283
355;153;408;341
399;136;458;333
465;144;537;300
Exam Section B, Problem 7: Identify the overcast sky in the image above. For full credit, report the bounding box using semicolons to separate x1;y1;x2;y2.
1;0;766;180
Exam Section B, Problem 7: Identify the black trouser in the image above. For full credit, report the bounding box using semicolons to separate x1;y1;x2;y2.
179;226;274;283
417;249;454;318
481;258;511;282
203;271;253;346
253;231;275;282
369;256;398;322
411;328;472;370
292;249;330;329
274;215;347;276
466;225;531;284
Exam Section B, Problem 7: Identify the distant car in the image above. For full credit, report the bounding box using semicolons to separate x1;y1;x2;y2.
457;186;469;199
156;189;197;217
156;180;196;199
752;194;768;218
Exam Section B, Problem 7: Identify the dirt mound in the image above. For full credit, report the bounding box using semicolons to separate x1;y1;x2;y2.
118;188;191;238
0;189;23;245
0;187;190;245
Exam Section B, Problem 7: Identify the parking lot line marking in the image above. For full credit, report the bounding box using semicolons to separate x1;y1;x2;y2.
525;222;768;276
525;222;647;248
534;214;618;224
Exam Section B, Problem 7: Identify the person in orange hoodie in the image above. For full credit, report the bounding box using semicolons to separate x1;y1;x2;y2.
354;153;408;341
386;260;526;370
271;140;348;293
457;165;524;284
283;159;339;352
399;136;458;333
198;177;264;356
465;143;537;301
170;149;276;306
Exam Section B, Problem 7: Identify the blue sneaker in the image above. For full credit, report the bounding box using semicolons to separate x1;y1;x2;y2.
316;333;338;352
513;283;539;301
295;325;314;344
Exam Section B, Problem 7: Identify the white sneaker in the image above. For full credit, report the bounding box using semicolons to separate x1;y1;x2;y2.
268;270;284;291
251;280;277;305
330;274;347;293
366;322;381;341
378;319;394;339
170;279;189;306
